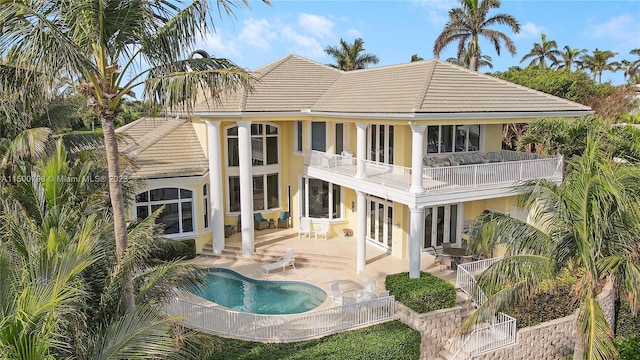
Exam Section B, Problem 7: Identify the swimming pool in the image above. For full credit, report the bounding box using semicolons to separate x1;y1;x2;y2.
193;268;327;315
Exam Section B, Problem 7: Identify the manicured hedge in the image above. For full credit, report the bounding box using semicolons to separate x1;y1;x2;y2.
153;238;196;261
615;336;640;360
205;321;420;360
384;272;456;313
506;285;578;329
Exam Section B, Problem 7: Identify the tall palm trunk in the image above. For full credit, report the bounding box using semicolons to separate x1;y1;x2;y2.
101;118;135;312
469;37;479;71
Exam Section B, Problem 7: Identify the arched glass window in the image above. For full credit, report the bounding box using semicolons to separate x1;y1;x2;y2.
135;188;194;234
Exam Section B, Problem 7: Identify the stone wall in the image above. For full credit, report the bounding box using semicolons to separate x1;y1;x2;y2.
395;302;466;359
597;276;617;331
473;314;576;360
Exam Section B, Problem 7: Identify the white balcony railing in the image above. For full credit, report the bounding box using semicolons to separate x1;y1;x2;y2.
305;150;562;193
167;295;395;342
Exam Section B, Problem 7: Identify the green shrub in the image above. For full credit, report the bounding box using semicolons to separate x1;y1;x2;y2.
615;335;640;360
615;300;640;338
205;321;420;360
384;272;456;313
506;285;578;329
153;238;196;261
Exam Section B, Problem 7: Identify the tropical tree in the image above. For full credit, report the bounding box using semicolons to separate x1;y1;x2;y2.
433;0;520;71
467;137;640;360
580;49;619;83
324;38;379;71
519;33;561;69
554;46;587;72
0;0;266;312
446;46;493;69
616;49;640;84
410;54;424;62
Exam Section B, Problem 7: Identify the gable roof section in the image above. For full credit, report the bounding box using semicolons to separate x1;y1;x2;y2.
117;117;208;179
191;55;591;116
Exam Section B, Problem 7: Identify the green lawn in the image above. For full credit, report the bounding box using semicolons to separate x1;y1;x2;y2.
205;321;420;360
71;126;103;134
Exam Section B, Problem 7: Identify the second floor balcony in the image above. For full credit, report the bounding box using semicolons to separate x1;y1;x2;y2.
305;150;563;197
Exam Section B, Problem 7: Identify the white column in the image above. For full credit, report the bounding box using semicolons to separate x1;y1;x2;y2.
205;120;225;255
410;124;427;193
356;190;366;273
237;120;254;257
409;207;424;278
355;122;367;179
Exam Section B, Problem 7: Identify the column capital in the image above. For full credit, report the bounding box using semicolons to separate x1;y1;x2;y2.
409;124;427;133
236;120;251;128
204;119;221;126
355;122;368;131
409;206;423;214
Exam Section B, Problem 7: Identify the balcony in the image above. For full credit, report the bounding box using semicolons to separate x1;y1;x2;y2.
305;150;563;194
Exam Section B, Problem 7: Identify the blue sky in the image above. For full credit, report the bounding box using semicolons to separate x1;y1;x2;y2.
195;0;640;85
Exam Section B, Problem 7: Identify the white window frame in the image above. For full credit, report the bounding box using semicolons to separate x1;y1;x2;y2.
425;124;483;154
309;121;328;152
294;120;303;154
299;176;344;220
134;187;196;237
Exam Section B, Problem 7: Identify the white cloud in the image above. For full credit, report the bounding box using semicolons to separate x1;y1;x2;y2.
280;26;326;59
197;32;242;59
412;0;457;26
298;13;334;39
345;29;362;39
514;22;546;39
591;15;636;40
238;18;277;50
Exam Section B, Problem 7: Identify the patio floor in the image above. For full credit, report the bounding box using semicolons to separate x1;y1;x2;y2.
188;227;459;311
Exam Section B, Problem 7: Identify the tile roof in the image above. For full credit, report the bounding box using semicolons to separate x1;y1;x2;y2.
192;55;591;116
117;117;208;179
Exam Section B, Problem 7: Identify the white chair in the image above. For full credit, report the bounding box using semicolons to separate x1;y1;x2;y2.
330;281;343;306
261;247;295;274
440;253;452;270
377;290;390;298
298;217;312;239
364;278;376;294
315;218;331;240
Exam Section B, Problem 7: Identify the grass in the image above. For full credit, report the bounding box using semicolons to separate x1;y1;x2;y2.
204;321;420;360
71;126;103;134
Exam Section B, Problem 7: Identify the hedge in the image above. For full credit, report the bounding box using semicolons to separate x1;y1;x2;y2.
615;336;640;360
384;272;456;313
205;321;420;360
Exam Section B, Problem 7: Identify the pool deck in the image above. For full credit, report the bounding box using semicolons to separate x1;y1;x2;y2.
187;227;459;311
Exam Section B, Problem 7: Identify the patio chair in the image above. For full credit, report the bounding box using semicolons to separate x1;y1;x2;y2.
330;281;343;306
254;213;268;230
440;253;452;270
364;278;376;295
298;217;312;239
315;218;331;240
278;211;290;228
261;247;295;274
426;246;443;267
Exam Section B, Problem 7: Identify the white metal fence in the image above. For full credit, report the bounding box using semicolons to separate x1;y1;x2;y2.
168;295;395;342
452;257;517;359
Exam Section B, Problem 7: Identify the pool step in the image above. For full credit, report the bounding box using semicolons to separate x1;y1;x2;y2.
201;243;352;271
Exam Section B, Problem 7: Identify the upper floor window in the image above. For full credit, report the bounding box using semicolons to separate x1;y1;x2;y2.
227;124;279;166
294;121;303;153
311;122;326;152
335;123;344;154
426;125;480;154
135;188;194;235
368;124;394;164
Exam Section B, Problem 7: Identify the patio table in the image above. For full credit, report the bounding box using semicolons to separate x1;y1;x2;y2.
443;248;472;270
342;289;376;303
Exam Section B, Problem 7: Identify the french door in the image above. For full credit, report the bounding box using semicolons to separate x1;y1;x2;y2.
367;125;394;164
367;197;393;250
423;204;460;249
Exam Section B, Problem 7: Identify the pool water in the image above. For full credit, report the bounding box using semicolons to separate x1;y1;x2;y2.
194;268;327;314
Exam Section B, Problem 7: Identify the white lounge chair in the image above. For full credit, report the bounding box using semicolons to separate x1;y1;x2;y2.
261;247;295;274
330;281;342;306
364;278;376;294
315;218;331;240
298;217;312;239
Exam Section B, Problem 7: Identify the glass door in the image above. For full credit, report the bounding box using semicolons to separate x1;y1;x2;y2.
423;204;459;249
367;125;394;164
367;197;393;250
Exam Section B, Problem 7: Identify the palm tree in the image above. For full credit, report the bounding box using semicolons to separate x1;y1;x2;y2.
433;0;520;72
324;38;379;71
580;48;619;83
617;49;640;84
554;46;587;72
467;136;640;360
410;54;424;62
446;45;494;69
0;0;265;312
520;34;561;69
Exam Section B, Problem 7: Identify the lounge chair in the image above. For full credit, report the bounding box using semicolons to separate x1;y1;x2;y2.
261;247;295;274
254;213;268;230
315;218;330;240
330;281;343;306
298;217;312;239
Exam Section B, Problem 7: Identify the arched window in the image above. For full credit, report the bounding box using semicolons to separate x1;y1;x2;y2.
135;188;194;235
226;123;281;213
